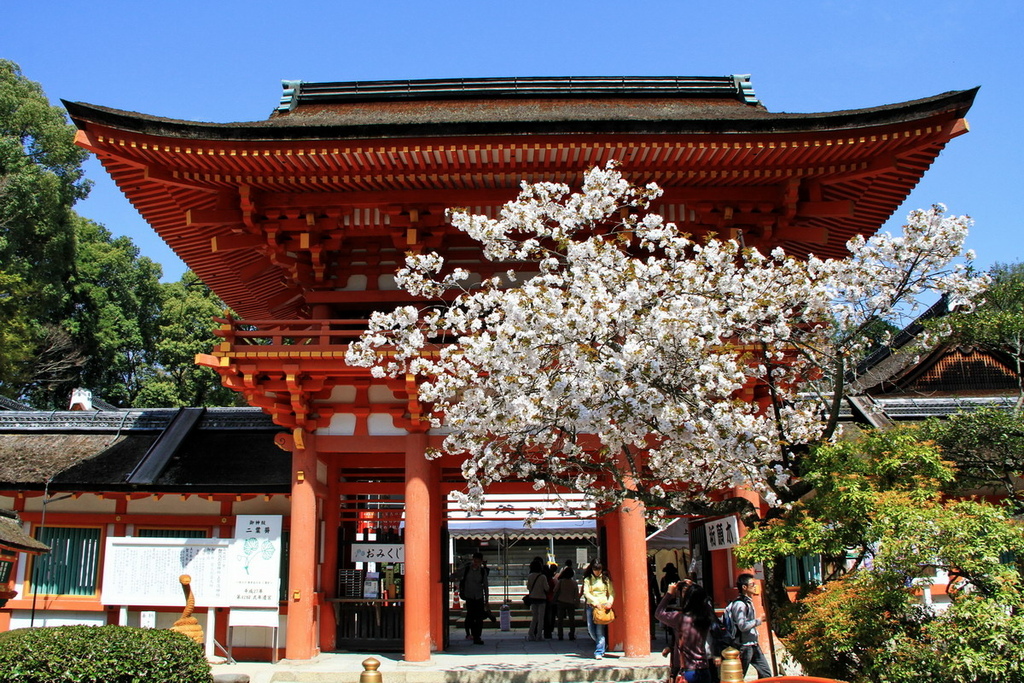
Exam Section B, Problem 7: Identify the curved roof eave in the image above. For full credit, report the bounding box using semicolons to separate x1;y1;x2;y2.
63;88;978;143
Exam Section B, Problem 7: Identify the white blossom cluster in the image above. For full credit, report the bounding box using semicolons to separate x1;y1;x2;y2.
346;163;986;517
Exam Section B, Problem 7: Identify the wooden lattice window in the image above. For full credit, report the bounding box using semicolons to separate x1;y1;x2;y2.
31;527;101;596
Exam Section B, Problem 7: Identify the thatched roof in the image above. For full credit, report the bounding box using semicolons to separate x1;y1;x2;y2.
0;509;49;554
0;408;289;494
0;433;152;485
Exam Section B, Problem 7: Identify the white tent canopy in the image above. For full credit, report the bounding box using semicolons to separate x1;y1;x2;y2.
447;518;596;540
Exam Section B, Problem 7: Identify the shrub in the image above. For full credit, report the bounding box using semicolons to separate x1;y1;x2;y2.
0;625;213;682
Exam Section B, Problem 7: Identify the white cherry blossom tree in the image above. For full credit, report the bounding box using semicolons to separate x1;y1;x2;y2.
346;163;985;524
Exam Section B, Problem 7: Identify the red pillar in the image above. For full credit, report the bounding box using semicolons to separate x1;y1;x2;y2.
731;486;771;656
428;459;444;650
404;431;433;661
319;460;340;652
285;431;320;660
618;497;651;658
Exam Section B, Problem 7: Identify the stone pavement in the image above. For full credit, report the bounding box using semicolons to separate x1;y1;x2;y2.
211;628;671;683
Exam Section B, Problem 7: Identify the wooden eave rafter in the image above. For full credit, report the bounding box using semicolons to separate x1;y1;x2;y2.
70;95;972;320
75;124;962;182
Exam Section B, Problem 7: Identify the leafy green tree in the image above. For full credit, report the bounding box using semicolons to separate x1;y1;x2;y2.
921;407;1024;512
0;59;90;393
0;62;236;409
0;271;34;383
63;215;164;405
135;271;241;408
736;428;1024;683
944;261;1024;408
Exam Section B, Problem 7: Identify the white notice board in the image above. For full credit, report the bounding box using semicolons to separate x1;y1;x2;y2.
102;516;283;608
230;515;283;606
102;538;234;607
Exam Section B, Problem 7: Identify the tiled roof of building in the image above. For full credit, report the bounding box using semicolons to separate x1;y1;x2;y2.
62;80;977;142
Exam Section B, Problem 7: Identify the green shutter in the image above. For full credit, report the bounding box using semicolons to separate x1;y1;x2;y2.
783;555;799;586
782;554;822;587
32;527;101;596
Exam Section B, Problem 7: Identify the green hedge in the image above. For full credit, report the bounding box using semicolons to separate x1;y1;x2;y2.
0;625;213;682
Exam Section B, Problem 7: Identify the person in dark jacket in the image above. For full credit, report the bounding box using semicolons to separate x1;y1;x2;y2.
525;556;550;641
448;552;488;645
554;565;579;640
660;563;681;594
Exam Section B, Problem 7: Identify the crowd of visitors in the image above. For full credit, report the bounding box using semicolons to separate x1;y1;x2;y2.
451;554;773;678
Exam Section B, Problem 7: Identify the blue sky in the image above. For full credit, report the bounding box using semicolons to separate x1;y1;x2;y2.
3;0;1020;281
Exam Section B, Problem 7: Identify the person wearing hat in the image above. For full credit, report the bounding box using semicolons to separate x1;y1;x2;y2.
660;563;681;595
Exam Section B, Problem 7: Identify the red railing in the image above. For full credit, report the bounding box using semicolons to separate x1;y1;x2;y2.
212;317;370;349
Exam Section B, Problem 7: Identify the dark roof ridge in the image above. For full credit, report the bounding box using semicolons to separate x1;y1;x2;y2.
0;407;278;432
276;75;761;110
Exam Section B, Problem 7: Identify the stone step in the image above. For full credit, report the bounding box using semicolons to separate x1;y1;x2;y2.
210;633;675;683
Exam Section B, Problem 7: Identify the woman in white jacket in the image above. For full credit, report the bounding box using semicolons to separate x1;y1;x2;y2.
582;560;615;658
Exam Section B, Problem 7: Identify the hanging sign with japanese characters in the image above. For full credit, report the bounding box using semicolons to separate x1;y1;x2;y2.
351;543;405;563
704;515;740;551
230;515;283;606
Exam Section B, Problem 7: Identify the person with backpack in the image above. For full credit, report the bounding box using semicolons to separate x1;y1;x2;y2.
448;552;489;645
655;578;717;683
724;573;772;679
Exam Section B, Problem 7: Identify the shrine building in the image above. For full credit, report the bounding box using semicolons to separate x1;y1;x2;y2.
45;76;974;661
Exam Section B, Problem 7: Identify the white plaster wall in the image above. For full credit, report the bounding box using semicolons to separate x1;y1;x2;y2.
322;413;356;435
368;413;406;435
22;493;115;514
232;497;291;516
339;274;368;291
120;609;232;632
10;610;105;628
228;614;288;647
0;495;14;509
378;274;398;290
323;385;357;403
368;385;404;404
127;495;221;515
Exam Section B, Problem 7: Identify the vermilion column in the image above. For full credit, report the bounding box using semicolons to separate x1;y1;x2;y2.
286;431;320;660
404;431;433;661
319;461;340;652
731;486;770;655
618;496;651;658
428;459;444;650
